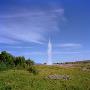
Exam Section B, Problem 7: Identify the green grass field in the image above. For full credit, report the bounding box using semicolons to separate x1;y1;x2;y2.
0;64;90;90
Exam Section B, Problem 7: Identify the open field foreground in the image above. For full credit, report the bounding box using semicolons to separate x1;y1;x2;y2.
0;64;90;90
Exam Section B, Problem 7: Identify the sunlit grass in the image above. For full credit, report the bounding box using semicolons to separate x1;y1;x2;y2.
0;64;90;90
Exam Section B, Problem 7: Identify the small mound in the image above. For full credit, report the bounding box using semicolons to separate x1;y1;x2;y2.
45;74;71;80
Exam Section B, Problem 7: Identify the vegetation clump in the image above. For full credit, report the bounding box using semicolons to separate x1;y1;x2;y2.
0;51;36;73
27;66;39;75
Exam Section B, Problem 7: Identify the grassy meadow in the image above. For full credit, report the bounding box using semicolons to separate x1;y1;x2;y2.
0;64;90;90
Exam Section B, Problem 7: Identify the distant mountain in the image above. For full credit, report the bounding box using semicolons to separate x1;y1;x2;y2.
76;60;90;63
53;60;90;65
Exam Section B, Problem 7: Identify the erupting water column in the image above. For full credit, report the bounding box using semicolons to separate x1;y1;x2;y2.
47;39;52;65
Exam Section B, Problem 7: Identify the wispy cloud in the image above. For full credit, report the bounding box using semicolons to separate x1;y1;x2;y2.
1;46;32;49
14;50;90;56
0;8;65;45
53;51;81;54
0;37;18;44
55;43;82;48
0;9;64;18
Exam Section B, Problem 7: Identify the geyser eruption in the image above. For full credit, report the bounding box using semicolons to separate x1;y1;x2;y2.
47;39;52;65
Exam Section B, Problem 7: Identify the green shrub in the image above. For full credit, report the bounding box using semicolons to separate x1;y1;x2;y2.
1;85;12;90
26;59;34;66
27;66;39;75
0;62;7;71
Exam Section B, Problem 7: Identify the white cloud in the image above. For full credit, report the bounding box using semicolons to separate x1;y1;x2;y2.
0;8;64;44
0;9;64;18
55;43;82;48
53;51;81;54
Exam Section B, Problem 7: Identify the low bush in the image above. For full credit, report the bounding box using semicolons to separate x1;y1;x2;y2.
0;62;7;71
27;66;39;75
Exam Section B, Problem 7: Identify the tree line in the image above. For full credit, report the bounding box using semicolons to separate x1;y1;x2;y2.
0;51;36;72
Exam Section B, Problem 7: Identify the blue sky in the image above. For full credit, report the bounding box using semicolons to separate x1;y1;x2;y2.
0;0;90;63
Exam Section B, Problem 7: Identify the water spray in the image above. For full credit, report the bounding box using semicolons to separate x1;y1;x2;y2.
47;39;52;65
